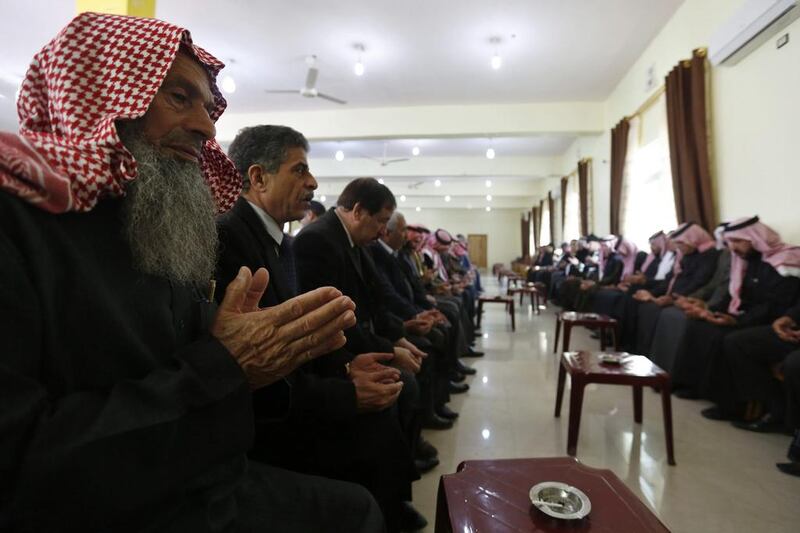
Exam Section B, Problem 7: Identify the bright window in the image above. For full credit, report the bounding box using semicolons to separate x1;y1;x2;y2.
540;201;551;247
563;175;581;242
620;92;677;250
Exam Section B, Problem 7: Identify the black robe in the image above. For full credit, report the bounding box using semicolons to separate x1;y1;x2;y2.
0;192;383;532
673;255;800;408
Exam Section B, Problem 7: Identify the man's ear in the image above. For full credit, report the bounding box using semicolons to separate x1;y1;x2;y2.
247;165;268;191
352;202;364;221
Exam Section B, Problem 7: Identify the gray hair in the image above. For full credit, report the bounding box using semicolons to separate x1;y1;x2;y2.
227;125;309;191
386;211;405;232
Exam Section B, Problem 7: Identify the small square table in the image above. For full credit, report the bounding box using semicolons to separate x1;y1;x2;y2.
555;351;676;465
435;457;671;532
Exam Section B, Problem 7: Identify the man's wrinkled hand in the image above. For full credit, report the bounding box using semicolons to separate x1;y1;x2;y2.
392;346;421;373
212;267;356;390
634;290;653;302
349;353;403;412
706;312;736;327
773;316;800;343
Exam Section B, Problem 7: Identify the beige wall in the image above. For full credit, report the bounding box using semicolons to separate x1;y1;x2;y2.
402;208;524;269
582;0;799;241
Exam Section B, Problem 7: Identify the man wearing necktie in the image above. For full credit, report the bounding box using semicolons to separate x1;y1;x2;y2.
216;126;424;532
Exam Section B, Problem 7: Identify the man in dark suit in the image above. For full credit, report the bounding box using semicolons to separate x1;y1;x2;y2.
216;126;421;532
294;177;431;531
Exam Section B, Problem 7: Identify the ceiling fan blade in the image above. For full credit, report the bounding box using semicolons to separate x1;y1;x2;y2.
304;67;319;90
384;158;410;164
264;89;299;94
317;93;347;105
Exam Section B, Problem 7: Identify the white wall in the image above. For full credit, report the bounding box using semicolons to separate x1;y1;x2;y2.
591;0;800;241
403;207;524;268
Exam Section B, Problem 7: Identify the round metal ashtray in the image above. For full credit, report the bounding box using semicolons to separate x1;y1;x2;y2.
529;481;592;520
598;352;627;365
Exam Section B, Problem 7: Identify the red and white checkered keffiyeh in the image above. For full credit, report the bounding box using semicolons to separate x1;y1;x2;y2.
0;11;240;213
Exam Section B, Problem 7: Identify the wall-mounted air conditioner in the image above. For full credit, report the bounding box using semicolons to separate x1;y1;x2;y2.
708;0;799;65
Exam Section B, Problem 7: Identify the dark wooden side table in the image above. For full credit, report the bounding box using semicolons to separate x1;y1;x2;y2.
435;457;671;532
553;311;619;353
477;295;515;331
554;351;676;465
507;286;541;314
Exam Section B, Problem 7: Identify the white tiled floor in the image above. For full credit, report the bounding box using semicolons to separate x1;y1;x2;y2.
412;278;800;533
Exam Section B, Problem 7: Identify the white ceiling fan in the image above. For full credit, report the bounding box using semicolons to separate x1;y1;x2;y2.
361;142;410;167
265;55;347;105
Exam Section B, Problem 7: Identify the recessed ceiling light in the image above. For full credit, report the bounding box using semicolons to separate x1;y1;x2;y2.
444;195;451;202
415;206;421;212
221;75;236;94
319;195;327;202
486;194;492;201
485;147;495;159
412;146;420;156
400;194;407;202
354;43;366;76
485;206;492;212
378;178;385;184
335;150;344;161
485;179;493;188
434;179;442;187
491;54;502;70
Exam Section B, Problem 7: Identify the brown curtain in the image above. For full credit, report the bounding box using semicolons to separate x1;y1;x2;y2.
578;159;590;236
665;49;715;230
560;177;568;232
532;206;540;249
520;213;530;259
547;192;555;246
609;119;630;235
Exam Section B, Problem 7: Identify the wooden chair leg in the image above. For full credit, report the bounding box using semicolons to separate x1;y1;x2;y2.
633;385;643;424
510;301;516;331
555;359;567;417
476;301;483;329
562;323;572;353
553;316;562;354
613;324;620;351
567;377;586;456
661;379;676;465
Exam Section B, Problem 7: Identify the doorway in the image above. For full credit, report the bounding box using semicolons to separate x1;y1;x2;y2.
467;234;488;270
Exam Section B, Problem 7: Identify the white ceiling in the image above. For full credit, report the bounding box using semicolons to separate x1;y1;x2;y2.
307;135;577;159
0;0;683;110
0;0;684;207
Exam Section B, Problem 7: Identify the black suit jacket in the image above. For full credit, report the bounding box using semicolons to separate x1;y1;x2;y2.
294;209;403;363
367;241;422;320
216;197;357;429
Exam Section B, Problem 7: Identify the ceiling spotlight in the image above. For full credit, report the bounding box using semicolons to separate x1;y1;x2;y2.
378;178;385;184
400;194;407;202
485;179;493;188
486;194;492;201
444;195;451;202
320;195;327;202
335;150;344;161
491;54;502;70
354;43;365;76
434;179;442;187
485;147;495;159
221;75;236;94
486;206;492;212
412;146;420;156
415;206;422;212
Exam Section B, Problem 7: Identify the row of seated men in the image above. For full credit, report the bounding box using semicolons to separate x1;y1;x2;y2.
214;125;487;532
529;222;800;477
1;13;484;533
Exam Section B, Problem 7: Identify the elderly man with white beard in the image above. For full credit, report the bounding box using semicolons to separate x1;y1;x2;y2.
0;12;385;533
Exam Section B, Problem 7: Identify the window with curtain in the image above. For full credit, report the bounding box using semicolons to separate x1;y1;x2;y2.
540;200;551;247
620;91;678;250
563;175;581;242
528;214;535;257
